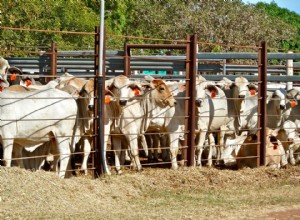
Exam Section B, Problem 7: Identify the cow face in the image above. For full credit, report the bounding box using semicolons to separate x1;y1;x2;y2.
233;77;257;113
80;79;95;114
0;57;11;90
106;75;142;106
273;90;287;110
150;79;176;107
195;76;219;108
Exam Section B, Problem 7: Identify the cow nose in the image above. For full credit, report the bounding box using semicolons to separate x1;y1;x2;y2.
280;104;285;110
288;138;294;143
195;100;202;107
88;105;94;111
119;100;127;106
238;95;245;99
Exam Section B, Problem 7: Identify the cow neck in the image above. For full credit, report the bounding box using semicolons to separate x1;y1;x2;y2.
106;100;123;130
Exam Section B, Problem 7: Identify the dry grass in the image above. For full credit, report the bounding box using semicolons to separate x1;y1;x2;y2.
1;165;300;219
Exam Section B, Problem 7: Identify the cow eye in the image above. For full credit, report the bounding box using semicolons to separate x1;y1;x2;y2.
159;86;165;91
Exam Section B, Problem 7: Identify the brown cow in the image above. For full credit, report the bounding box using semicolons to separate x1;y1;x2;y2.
237;128;282;169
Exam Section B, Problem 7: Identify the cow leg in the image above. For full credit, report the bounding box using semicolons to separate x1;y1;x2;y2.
81;137;91;175
195;131;207;167
207;133;215;167
145;134;153;162
127;135;142;171
13;143;25;169
139;134;148;157
160;134;170;162
169;134;179;170
103;125;112;175
278;143;288;167
2;139;14;167
56;137;71;178
112;136;122;175
216;128;226;166
152;134;159;162
289;144;296;165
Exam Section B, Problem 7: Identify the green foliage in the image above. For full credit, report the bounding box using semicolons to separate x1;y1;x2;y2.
255;1;300;52
0;0;299;53
0;0;98;54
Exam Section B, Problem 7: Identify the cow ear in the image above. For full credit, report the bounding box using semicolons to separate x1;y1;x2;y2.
129;83;142;96
271;128;280;137
248;83;257;92
7;66;23;75
144;75;155;82
178;84;186;92
206;85;218;98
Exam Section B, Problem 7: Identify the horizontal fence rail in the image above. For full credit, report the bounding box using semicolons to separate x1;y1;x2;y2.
6;51;300;79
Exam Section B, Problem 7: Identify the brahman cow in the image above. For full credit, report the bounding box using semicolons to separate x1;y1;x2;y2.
194;75;228;167
108;75;176;173
236;127;283;169
0;88;78;178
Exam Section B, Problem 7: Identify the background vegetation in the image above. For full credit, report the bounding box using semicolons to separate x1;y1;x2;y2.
0;0;299;52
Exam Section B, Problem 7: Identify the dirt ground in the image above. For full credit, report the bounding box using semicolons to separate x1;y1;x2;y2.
1;165;300;219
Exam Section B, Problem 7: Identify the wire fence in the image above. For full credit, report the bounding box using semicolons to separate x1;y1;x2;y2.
0;26;300;177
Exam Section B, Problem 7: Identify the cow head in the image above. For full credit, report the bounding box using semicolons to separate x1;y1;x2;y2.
272;120;300;147
233;76;257;114
144;75;176;107
195;75;219;107
106;75;142;106
0;57;12;90
286;88;300;109
269;89;288;112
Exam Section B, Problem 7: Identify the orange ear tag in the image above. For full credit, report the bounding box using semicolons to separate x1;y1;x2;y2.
0;86;2;92
134;88;140;96
291;100;297;108
26;80;32;87
211;90;216;98
250;90;256;96
10;73;17;81
104;95;111;104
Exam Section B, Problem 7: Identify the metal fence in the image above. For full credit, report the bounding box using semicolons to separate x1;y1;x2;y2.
2;29;300;177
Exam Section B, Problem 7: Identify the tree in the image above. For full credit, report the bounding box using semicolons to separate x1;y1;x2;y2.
0;0;98;53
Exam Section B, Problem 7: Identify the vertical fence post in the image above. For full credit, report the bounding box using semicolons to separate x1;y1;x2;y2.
124;42;130;76
257;41;267;167
287;51;294;90
185;34;197;166
49;42;57;82
94;26;105;177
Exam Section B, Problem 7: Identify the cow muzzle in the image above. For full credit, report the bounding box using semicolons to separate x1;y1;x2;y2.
88;105;94;111
280;104;286;110
119;100;127;106
195;99;202;107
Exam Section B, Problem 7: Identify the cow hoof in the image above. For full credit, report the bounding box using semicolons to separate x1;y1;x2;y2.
116;170;123;175
178;160;185;167
290;158;296;166
171;164;179;170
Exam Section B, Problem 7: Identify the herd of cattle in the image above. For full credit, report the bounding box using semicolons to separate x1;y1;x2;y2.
0;56;300;178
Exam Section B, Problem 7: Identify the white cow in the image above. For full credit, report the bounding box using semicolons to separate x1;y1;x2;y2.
0;88;78;178
108;75;176;173
194;75;228;167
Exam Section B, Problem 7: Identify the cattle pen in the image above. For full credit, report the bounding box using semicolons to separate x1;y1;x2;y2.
1;26;300;178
